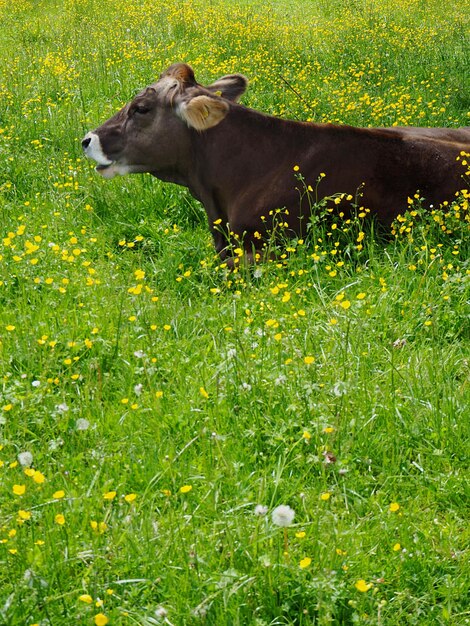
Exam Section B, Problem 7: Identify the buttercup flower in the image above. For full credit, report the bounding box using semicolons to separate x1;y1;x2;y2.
79;594;93;604
355;579;373;592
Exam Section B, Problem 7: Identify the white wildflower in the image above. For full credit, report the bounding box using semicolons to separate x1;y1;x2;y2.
48;438;64;451
155;606;168;618
393;338;407;349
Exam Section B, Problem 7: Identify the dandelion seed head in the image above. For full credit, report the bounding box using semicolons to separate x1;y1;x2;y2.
18;451;33;467
272;504;295;527
254;504;268;516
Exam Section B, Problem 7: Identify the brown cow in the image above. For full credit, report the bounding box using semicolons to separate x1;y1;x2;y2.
82;62;470;259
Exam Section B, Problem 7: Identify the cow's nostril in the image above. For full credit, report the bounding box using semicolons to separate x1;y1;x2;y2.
82;137;91;149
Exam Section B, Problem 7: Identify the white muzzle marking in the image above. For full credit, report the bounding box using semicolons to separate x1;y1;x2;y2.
82;132;113;166
82;132;133;179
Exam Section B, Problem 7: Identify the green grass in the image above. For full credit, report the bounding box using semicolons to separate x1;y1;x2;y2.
0;0;469;624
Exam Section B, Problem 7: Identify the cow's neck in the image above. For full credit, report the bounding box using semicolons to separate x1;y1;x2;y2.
186;105;312;223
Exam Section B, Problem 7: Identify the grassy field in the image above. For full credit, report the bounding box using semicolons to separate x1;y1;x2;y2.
0;0;469;624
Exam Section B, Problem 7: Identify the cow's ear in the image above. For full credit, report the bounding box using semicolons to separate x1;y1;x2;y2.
206;74;248;102
179;95;229;131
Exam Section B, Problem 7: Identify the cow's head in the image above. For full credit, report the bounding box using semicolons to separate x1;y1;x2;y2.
82;63;248;179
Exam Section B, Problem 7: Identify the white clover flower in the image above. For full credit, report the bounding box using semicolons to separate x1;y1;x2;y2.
254;504;268;516
155;606;168;618
48;438;64;451
393;338;407;349
18;451;33;467
271;504;295;527
32;380;41;388
134;383;143;395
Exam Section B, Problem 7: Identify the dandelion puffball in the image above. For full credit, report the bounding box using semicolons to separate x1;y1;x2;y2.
271;504;295;527
18;451;33;467
254;504;268;516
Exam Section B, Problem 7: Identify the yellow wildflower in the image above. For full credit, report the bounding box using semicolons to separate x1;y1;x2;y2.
355;579;373;592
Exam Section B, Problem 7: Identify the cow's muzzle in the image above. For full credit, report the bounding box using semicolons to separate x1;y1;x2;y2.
82;131;136;179
82;132;114;167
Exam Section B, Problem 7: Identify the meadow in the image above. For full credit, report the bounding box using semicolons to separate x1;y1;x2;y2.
0;0;469;624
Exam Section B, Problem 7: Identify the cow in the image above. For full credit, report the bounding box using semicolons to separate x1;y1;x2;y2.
82;62;470;261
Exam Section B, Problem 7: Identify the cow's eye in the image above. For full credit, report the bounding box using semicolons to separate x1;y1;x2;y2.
135;104;151;115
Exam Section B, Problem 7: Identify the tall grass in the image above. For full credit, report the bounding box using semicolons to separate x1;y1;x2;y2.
0;0;469;624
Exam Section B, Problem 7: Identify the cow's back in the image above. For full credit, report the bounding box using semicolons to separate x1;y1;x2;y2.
383;125;470;146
